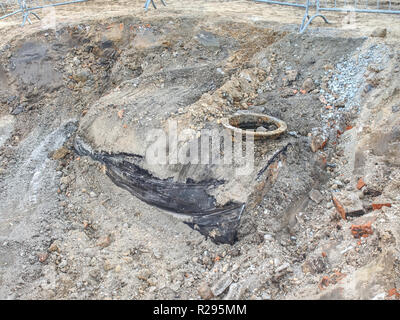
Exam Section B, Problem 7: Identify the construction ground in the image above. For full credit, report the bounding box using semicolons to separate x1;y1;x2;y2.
0;0;400;300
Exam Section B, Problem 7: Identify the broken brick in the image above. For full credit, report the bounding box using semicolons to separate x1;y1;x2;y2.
371;203;392;210
356;178;366;190
345;125;353;131
388;288;400;299
310;135;328;152
332;196;347;220
332;191;365;219
117;109;124;119
318;276;330;290
350;221;373;238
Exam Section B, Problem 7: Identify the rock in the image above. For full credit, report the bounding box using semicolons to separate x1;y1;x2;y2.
10;105;24;115
137;269;151;281
51;147;69;160
195;30;220;48
363;187;382;197
332;191;365;220
96;235;111;248
310;135;327;152
211;274;233;296
335;99;346;108
198;282;214;300
370;28;387;38
73;68;91;82
309;189;324;204
301;78;315;93
0;115;15;149
72;57;81;66
223;282;243;300
38;252;48;263
248;105;265;113
392;105;400;113
275;262;290;274
152;248;162;259
286;69;298;82
49;241;59;252
256;126;267;132
60;176;70;185
263;234;273;241
89;191;97;198
280;88;296;98
103;260;113;271
202;256;212;266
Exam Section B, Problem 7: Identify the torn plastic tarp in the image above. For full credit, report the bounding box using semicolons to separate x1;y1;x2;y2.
74;138;244;244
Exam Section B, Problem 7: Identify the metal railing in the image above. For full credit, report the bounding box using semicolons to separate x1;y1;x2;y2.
255;0;400;32
0;0;167;26
0;0;87;26
144;0;166;11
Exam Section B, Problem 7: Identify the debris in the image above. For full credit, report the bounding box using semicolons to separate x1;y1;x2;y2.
38;252;48;263
49;242;59;253
137;269;151;281
332;196;347;220
96;235;111;248
370;27;387;38
387;288;400;299
301;78;315;93
286;69;298;82
117;109;124;119
310;135;327;152
372;203;392;210
350;221;373;238
51;147;69;160
363;187;382;197
332;192;366;219
318;270;346;290
318;276;330;290
275;262;291;274
10;105;24;115
223;282;243;300
211;274;233;296
319;95;328;104
309;189;324;204
75;140;244;245
356;178;366;190
198;282;214;300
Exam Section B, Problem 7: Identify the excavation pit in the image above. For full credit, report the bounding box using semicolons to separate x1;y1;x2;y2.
1;6;397;300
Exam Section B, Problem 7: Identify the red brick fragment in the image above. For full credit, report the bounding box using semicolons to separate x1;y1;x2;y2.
332;196;347;220
350;221;373;238
372;203;391;210
356;178;366;190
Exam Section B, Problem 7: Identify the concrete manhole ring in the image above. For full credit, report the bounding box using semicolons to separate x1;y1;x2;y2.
221;112;287;140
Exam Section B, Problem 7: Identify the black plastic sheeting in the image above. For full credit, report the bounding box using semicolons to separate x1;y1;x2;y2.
74;138;244;244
